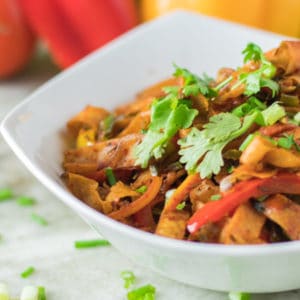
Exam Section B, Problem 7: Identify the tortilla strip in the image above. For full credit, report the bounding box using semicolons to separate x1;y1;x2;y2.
67;105;109;136
219;202;266;244
262;194;300;240
66;173;106;212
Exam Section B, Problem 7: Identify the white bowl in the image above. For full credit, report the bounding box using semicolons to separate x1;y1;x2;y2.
1;11;299;293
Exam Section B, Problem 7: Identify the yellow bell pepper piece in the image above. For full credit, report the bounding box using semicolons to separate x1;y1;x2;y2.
76;128;96;148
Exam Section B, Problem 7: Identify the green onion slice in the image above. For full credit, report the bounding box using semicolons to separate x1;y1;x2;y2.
74;239;110;249
21;267;35;278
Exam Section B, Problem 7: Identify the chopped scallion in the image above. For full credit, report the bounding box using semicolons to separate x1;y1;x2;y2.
105;168;117;186
228;291;251;300
31;213;48;226
121;271;136;289
227;165;234;174
136;185;147;194
239;134;255;151
37;286;46;300
261;102;286;126
21;267;35;279
20;286;38;300
210;194;222;201
176;202;186;210
294;112;300;125
0;188;13;202
102;115;115;137
214;76;233;92
74;239;110;249
0;283;9;300
17;196;36;206
277;135;294;150
127;284;156;300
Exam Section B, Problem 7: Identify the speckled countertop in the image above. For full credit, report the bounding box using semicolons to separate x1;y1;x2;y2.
0;59;300;300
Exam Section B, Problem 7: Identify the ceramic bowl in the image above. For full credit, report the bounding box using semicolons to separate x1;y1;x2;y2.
2;11;299;293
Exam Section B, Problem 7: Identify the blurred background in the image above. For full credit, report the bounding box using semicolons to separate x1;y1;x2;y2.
1;0;300;81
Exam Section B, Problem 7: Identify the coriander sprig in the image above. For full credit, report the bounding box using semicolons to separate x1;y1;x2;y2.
179;112;258;178
233;43;279;97
179;102;286;178
134;93;198;168
173;64;217;98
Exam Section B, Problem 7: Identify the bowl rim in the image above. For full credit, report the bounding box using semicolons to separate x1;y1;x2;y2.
1;10;300;257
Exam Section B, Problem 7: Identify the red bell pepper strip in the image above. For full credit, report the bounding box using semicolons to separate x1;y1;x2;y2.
187;173;300;234
18;0;137;68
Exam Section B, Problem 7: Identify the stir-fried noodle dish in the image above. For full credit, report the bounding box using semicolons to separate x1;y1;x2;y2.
63;41;300;244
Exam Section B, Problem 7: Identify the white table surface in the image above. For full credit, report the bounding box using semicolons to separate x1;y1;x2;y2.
1;57;300;300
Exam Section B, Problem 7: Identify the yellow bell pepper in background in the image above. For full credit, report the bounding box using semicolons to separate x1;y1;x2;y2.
140;0;300;37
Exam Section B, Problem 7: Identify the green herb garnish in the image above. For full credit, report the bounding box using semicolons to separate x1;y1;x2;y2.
31;213;48;226
227;165;234;174
21;267;35;279
37;286;46;300
179;112;258;178
277;134;300;151
294;112;300;125
210;194;222;201
260;102;286;126
127;284;156;300
121;271;136;289
239;134;255;151
134;93;198;168
136;186;147;194
105;168;117;186
232;96;266;117
228;291;251;300
0;188;13;202
17;196;36;206
74;239;110;249
101;114;114;138
173;64;217;98
233;43;279;97
176;202;186;210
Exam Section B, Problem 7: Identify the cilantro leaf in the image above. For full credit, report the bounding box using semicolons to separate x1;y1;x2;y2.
203;113;241;141
134;95;198;168
235;43;279;97
173;64;217;98
240;72;261;96
242;42;264;63
162;86;180;96
260;77;279;97
179;112;258;178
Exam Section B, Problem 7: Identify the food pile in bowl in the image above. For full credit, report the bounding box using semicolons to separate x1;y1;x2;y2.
63;41;300;245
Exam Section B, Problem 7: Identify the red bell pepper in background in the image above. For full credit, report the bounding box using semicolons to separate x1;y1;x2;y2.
0;0;35;78
187;173;300;234
18;0;137;68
